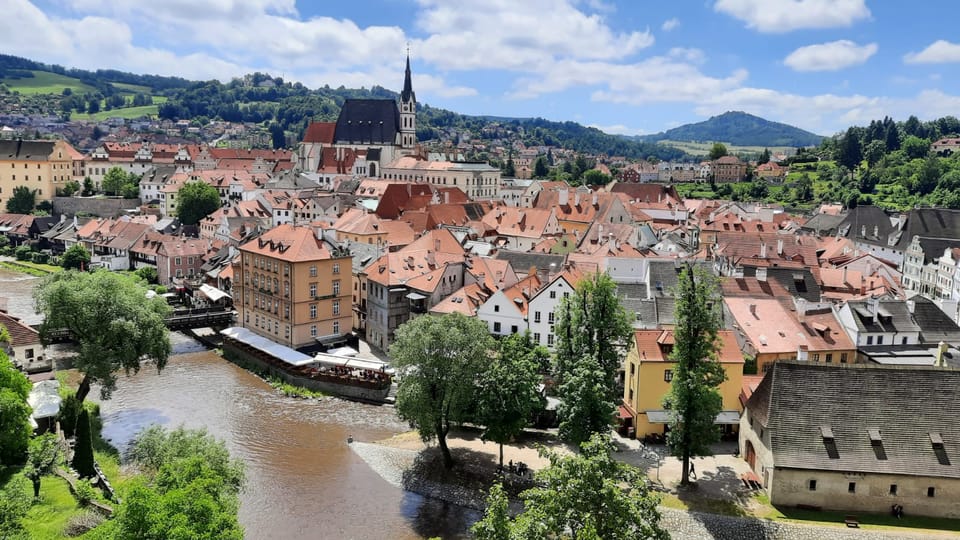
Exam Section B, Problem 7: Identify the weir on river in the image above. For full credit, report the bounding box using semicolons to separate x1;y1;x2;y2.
0;268;475;539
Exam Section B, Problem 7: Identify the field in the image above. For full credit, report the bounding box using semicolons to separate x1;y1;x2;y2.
0;70;97;95
73;103;161;121
658;139;798;157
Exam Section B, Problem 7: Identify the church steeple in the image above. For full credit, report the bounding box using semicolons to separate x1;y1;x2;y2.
401;52;416;104
399;49;416;151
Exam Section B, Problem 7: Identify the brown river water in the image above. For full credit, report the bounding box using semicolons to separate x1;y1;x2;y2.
0;268;477;539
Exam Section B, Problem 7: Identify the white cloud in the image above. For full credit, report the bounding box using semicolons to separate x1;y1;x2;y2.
784;40;877;72
668;47;706;64
714;0;870;33
904;40;960;64
589;124;646;136
661;18;680;31
415;0;653;71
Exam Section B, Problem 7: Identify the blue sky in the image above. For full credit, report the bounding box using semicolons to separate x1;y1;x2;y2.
6;1;960;136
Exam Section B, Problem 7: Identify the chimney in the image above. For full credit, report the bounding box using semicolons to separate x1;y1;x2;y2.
597;224;603;244
759;241;767;259
796;298;806;323
444;191;450;204
906;299;916;314
558;190;569;206
861;225;866;238
842;266;849;286
869;296;879;323
756;267;768;282
435;238;441;252
777;238;784;256
937;341;949;367
749;303;757;318
592;192;598;207
574;192;581;207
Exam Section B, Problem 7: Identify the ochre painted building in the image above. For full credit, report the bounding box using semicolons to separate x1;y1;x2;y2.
235;224;352;349
0;139;77;205
622;329;744;438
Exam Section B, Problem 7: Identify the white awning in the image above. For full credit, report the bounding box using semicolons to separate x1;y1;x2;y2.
406;292;427;300
28;380;62;420
220;327;315;367
313;353;395;374
199;284;231;302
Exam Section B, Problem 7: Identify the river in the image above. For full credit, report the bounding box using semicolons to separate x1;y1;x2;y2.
0;268;477;539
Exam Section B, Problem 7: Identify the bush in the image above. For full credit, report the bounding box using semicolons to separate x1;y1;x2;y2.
63;510;104;537
31;252;49;264
58;392;82;437
14;245;32;261
74;479;95;506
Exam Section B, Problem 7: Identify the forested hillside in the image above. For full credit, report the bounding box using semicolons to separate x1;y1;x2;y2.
640;111;824;147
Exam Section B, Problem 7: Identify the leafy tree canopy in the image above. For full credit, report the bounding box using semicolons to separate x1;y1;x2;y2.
176;181;221;226
5;186;36;214
60;243;91;271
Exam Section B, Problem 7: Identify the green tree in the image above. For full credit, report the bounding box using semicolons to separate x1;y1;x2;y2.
112;425;245;540
476;332;544;470
58;392;82;437
24;433;63;497
553;272;632;392
757;148;770;164
60;243;91;270
836;127;862;170
82;177;94;196
557;355;614;445
863;139;886;167
59;180;81;197
481;433;668;540
34;271;172;403
504;158;516;177
6;186;36;214
902;135;931;160
101;167;130;196
135;266;159;285
470;483;511;540
663;265;726;486
793;173;813;202
176;181;222;226
13;245;31;261
72;407;96;478
533;156;550;178
391;313;495;469
0;476;30;539
0;351;32;466
708;142;728;160
582;169;611;186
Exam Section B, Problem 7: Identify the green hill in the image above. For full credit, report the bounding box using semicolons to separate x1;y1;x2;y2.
639;111;823;147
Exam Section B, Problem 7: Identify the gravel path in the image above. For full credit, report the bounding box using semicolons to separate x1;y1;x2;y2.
350;442;951;540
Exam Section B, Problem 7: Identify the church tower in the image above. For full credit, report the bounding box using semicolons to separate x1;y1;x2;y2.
399;52;417;151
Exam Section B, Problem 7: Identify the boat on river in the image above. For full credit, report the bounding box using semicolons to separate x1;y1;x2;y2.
219;327;393;402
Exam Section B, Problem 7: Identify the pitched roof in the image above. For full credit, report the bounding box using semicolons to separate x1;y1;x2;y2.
495;250;566;277
844;299;921;334
632;329;742;364
748;361;960;479
897;208;960;251
0;139;56;161
0;311;40;347
239;224;342;262
430;283;490;316
303;122;336;144
910;296;960;344
334;99;400;145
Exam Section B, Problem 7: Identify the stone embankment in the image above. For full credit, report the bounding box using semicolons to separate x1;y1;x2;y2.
351;441;946;540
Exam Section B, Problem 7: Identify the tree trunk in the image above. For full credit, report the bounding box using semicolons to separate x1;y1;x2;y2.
499;443;504;471
32;478;41;498
437;432;454;469
680;453;690;486
75;374;92;404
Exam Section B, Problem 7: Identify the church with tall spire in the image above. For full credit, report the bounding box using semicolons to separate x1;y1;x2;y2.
296;53;419;180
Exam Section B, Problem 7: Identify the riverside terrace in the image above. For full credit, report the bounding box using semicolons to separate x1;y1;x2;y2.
220;326;393;401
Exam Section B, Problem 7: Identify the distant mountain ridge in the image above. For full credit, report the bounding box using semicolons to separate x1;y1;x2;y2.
638;111;824;147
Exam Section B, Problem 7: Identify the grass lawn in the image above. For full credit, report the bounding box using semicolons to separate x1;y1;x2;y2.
73;103;161;121
659;140;797;157
1;71;97;95
20;473;85;540
0;259;62;275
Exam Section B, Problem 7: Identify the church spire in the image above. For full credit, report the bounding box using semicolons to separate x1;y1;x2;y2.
401;49;415;104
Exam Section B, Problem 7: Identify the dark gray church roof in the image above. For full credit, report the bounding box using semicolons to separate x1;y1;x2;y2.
896;208;960;251
334;99;400;145
0;140;56;160
748;361;960;479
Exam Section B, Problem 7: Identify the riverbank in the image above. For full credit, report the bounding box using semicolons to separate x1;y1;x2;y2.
352;430;954;540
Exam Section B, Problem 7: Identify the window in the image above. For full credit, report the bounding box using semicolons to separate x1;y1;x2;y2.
808;479;817;491
310;265;317;277
310;283;317;297
188;256;194;265
826;353;833;363
549;290;556;299
310;304;317;318
175;257;182;266
494;322;502;333
812;353;820;362
533;332;541;343
310;325;317;337
548;312;555;324
848;482;856;493
877;336;884;345
534;311;541;323
664;369;673;382
333;280;341;295
628;389;634;401
24;348;33;359
840;353;848;363
928;487;936;498
563;292;570;298
333;300;340;316
333;321;340;335
511;325;518;334
547;334;554;346
902;336;908;345
333;263;340;274
630;363;635;375
494;305;500;313
867;336;873;345
889;484;898;496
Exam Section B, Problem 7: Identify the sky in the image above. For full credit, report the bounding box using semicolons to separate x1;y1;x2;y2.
6;0;960;136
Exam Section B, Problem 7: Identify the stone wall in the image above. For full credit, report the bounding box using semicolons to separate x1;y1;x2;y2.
52;197;140;218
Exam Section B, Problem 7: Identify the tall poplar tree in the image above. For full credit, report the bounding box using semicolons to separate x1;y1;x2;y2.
663;264;726;486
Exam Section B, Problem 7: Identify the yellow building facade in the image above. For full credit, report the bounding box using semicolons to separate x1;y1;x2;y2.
0;139;76;206
622;329;745;438
236;224;352;350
